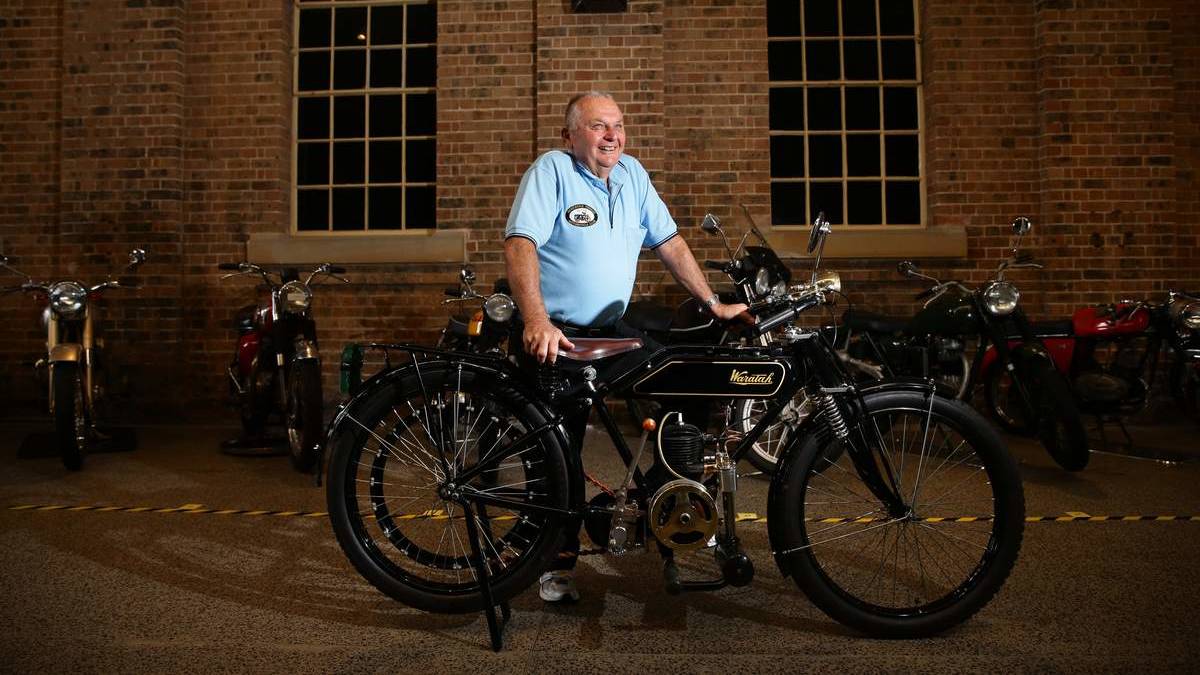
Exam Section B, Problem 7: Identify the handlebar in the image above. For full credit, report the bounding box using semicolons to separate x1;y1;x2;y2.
217;262;241;271
703;260;727;272
218;262;349;287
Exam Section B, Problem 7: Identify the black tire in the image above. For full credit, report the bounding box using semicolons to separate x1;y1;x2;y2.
52;362;86;471
286;359;324;472
1026;359;1090;471
733;394;814;475
326;362;570;614
1169;356;1200;425
770;390;1024;638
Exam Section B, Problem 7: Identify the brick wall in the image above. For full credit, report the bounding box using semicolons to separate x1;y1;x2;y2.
0;0;1196;417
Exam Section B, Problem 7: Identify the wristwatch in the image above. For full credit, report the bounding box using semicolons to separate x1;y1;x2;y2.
703;293;719;311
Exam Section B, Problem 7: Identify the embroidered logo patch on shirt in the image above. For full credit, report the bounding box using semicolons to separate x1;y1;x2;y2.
565;204;598;227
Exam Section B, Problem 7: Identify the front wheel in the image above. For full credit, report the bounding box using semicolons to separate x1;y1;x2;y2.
52;362;87;471
1026;358;1090;471
326;363;570;613
769;390;1024;637
733;394;814;475
286;359;324;472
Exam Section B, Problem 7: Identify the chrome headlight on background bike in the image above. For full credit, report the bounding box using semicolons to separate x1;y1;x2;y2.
983;281;1020;315
48;281;87;319
484;294;515;323
279;281;312;314
1181;303;1200;331
754;267;771;297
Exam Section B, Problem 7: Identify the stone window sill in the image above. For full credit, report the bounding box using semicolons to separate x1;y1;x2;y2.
760;226;966;259
246;230;467;264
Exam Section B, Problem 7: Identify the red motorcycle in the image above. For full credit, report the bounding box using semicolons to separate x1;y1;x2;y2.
219;261;347;472
982;289;1200;444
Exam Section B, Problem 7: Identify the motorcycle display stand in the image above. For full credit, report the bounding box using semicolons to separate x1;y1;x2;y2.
17;426;137;459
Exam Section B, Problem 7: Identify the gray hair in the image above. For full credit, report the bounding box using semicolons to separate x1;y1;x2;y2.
564;91;617;131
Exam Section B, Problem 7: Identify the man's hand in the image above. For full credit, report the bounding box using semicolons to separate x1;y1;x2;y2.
710;301;755;325
523;317;575;364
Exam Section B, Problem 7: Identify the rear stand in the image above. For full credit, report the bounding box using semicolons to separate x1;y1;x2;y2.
462;501;512;651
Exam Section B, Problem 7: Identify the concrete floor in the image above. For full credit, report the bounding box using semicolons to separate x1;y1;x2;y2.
0;416;1198;673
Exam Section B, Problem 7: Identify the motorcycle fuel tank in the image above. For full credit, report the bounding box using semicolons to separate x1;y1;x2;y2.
630;358;788;398
905;291;978;337
1072;304;1150;338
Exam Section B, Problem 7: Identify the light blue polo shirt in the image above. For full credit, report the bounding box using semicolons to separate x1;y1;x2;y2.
505;150;678;327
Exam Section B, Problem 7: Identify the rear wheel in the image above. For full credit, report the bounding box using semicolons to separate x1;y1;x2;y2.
770;390;1024;637
733;394;814;475
286;359;324;472
52;362;86;471
326;363;569;613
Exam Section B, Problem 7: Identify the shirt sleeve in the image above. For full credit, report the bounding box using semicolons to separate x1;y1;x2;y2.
504;162;559;248
640;178;678;248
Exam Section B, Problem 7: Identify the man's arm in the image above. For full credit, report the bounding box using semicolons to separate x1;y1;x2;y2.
654;236;750;322
504;236;574;363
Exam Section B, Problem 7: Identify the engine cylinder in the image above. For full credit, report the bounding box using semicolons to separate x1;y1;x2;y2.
659;417;703;479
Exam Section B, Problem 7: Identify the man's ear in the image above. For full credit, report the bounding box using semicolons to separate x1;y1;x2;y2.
561;127;571;144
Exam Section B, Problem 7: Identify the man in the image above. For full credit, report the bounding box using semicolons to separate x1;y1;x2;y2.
504;91;748;602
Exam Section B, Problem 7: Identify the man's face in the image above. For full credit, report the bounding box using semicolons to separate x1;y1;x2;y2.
563;96;625;180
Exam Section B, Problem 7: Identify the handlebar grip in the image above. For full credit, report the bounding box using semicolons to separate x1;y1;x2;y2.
328;265;347;274
217;263;241;271
444;287;464;298
703;260;726;271
915;287;937;301
753;306;800;336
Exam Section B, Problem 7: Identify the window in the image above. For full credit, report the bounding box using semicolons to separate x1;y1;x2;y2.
293;0;437;233
767;0;922;228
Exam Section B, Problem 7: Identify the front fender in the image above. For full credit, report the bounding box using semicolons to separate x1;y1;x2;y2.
49;343;83;363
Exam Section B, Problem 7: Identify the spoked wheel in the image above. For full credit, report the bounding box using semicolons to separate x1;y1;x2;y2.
286;358;324;472
326;363;569;614
733;394;814;475
52;362;87;471
770;390;1024;637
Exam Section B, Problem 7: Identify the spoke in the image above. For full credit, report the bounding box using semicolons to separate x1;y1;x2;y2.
781;517;902;553
914;521;991;553
345;412;444;482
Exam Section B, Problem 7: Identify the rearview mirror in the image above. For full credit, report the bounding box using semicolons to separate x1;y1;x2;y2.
1012;216;1031;236
897;260;916;277
807;212;830;254
460;267;476;284
700;213;722;235
127;248;147;268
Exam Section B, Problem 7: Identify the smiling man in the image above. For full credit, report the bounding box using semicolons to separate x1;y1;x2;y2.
503;91;748;603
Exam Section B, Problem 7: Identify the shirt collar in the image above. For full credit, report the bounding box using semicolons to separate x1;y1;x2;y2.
570;153;627;190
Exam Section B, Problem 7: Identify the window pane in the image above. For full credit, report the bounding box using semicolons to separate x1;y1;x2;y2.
406;3;437;44
768;42;805;81
297;98;329;139
333;95;365;138
405;186;436;228
808;135;842;177
769;88;806;130
332;141;365;184
371;5;404;46
406;92;436;136
334;7;367;47
844;40;878;80
804;0;838;37
368;186;403;229
805;42;840;81
297;190;328;231
406;139;436;182
333;50;366;89
883;86;918;129
880;0;915;36
369;95;404;137
847;181;882;224
406;47;436;87
332;187;365;230
846;135;880;176
881;39;916;80
369;140;403;182
771;182;807;225
810;182;843;224
767;0;802;37
845;87;880;129
368;49;402;89
842;0;876;36
770;136;806;177
807;87;841;130
296;143;329;185
885;134;919;176
298;8;330;49
885;180;920;224
298;52;330;92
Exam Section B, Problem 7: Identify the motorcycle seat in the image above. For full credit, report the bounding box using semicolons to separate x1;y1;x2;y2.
560;337;644;362
842;309;907;334
1028;319;1074;337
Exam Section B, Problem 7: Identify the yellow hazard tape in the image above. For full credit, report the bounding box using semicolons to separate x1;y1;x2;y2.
6;503;1200;524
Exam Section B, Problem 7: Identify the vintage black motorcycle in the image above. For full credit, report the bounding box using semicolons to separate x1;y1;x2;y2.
841;217;1091;471
434;266;516;354
324;215;1025;650
1;248;147;470
219;261;347;472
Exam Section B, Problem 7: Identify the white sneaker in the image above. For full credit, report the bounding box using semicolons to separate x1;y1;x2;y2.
538;570;580;603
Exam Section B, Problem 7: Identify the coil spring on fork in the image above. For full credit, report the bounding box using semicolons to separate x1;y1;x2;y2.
817;393;849;439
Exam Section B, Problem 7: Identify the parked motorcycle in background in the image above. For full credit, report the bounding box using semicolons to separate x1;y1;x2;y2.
218;261;347;472
840;217;1091;471
983;288;1200;443
1;248;147;470
434;267;516;355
